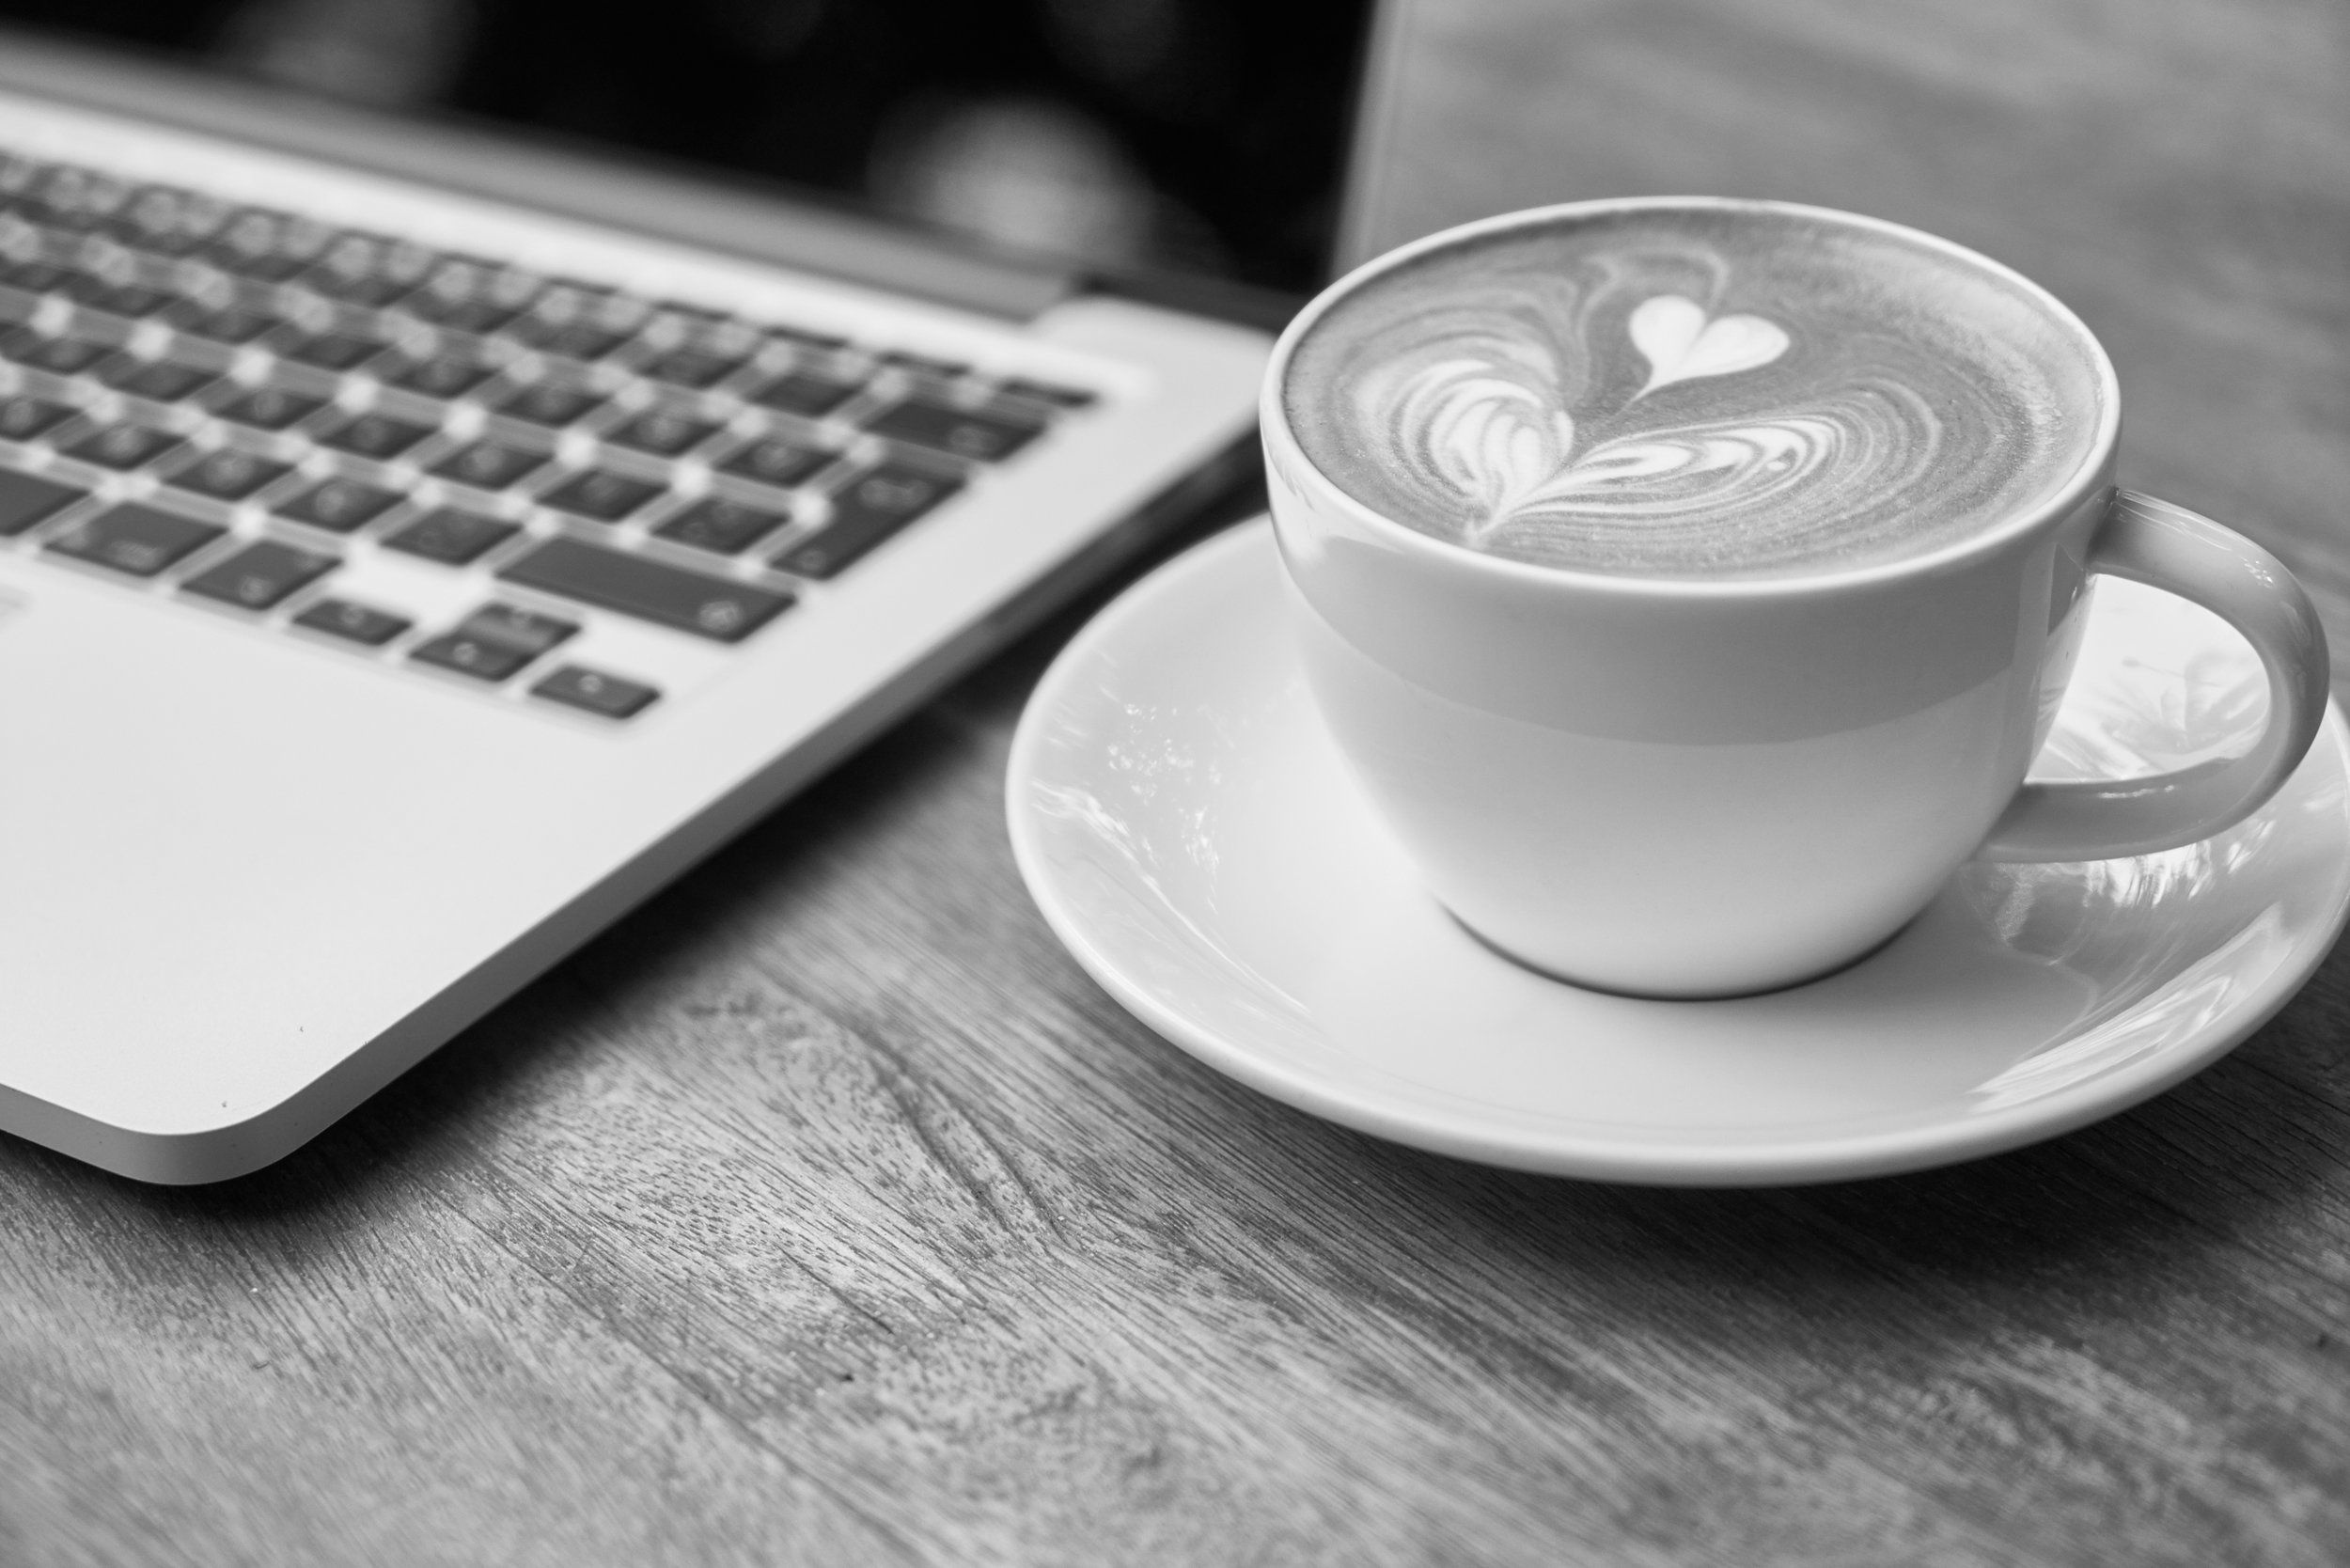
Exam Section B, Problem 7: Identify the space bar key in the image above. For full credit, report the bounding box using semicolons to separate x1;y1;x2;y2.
497;536;792;642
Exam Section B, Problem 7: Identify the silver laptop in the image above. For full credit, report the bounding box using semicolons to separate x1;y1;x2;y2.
0;19;1368;1181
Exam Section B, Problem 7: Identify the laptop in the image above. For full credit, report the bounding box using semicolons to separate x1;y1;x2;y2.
0;9;1375;1181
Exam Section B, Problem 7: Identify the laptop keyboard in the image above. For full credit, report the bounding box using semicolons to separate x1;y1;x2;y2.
0;152;1100;719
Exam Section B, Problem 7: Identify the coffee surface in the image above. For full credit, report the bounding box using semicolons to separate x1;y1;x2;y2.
1282;205;2104;579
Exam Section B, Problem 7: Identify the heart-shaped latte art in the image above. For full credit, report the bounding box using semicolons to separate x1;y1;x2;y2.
1630;294;1790;395
1292;219;2089;578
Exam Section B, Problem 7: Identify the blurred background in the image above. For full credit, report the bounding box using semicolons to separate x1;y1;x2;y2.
5;0;2332;583
0;0;1374;290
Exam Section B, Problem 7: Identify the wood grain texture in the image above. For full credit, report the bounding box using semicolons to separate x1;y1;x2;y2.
7;3;2350;1563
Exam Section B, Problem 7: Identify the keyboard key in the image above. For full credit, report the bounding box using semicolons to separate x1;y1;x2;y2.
3;330;114;376
461;602;578;655
431;439;547;490
717;435;831;489
513;287;644;361
201;250;314;289
0;258;65;293
0;155;40;204
510;284;600;341
199;210;287;271
203;209;326;281
308;271;419;309
60;423;184;471
63;275;175;318
403;260;538;333
61;232;138;272
301;232;431;306
279;329;387;371
640;347;744;388
532;665;659;719
213;386;325;431
111;185;227;256
0;470;86;534
165;447;292;501
27;167;129;230
698;315;761;353
718;327;782;368
526;321;633;363
655;494;787;555
3;162;61;212
316;411;436;461
410;631;533;682
863;396;1043;463
180;539;338;609
526;280;649;327
381;507;520;565
653;300;727;333
539;467;663;523
876;350;968;379
748;368;862;418
772;463;962;578
45;502;224;576
0;394;78;441
173;305;280;345
436;259;535;310
764;323;850;353
293;596;410;646
275;477;403;533
105;357;219;402
999;377;1097;408
300;242;396;304
378;351;494;400
499;536;791;642
603;407;719;456
411;296;525;336
496;380;603;428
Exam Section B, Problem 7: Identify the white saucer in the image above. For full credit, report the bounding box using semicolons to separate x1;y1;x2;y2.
1006;522;2350;1184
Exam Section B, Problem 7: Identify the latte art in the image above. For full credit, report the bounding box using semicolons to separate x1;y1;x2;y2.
1381;293;1822;547
1627;295;1788;393
1284;206;2103;578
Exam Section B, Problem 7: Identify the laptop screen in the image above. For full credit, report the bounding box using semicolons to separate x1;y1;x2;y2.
0;0;1377;292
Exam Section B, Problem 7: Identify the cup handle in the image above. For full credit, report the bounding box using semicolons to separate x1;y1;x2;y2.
1978;490;2331;863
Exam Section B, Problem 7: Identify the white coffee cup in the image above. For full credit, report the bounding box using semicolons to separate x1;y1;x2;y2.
1264;198;2330;998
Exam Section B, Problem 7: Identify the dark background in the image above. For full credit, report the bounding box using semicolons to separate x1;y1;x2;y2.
0;0;1374;290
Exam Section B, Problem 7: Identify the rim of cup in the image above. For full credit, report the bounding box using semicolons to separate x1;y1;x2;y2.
1261;196;2124;600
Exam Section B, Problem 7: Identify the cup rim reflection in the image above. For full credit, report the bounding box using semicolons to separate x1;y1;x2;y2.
1263;195;2124;601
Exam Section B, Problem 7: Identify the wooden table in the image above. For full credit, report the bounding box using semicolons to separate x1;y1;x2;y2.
8;3;2349;1562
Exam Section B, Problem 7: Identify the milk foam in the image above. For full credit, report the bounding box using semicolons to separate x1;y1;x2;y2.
1282;207;2104;579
